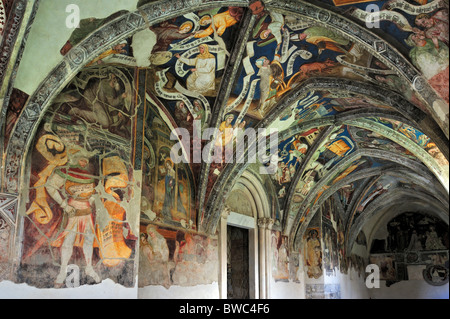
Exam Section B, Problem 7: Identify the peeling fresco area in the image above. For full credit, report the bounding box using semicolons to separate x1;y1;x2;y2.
271;230;290;281
305;283;341;299
18;66;139;288
138;93;218;288
138;223;218;288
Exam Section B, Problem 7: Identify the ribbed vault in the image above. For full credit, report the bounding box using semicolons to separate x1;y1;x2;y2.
1;0;449;280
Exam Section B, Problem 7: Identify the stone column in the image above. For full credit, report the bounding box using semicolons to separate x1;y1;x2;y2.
218;206;231;299
257;217;274;299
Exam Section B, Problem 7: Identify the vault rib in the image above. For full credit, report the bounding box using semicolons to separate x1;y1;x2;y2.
197;9;257;232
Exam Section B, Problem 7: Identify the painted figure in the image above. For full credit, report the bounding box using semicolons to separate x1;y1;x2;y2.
193;99;206;129
249;0;266;18
175;44;216;94
305;229;322;279
145;225;171;288
255;56;272;111
46;149;101;287
414;10;449;48
150;20;193;53
260;12;285;54
194;8;243;38
66;72;129;133
425;226;446;250
162;159;176;219
160;158;187;220
406;32;449;80
86;42;128;67
174;100;193;130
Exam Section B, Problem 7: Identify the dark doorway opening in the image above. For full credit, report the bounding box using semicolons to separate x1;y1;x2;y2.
227;225;250;299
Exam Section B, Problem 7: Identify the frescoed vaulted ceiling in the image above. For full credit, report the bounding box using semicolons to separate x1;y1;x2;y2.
0;0;448;266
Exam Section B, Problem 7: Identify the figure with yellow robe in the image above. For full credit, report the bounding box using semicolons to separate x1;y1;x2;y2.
194;7;243;38
305;229;323;279
212;114;241;163
85;42;128;67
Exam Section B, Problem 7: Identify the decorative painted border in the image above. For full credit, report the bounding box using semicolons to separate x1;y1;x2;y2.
0;0;27;86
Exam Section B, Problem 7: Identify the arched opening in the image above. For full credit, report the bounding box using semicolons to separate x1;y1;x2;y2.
0;0;448;300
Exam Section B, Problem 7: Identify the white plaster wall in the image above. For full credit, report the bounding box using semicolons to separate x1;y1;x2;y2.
138;282;220;299
336;270;370;299
0;279;137;299
269;279;305;299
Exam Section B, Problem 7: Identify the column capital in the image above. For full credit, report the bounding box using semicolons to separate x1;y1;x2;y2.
258;217;274;230
221;205;232;220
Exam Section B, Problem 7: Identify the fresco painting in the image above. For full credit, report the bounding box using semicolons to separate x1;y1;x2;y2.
371;117;449;168
19;66;139;288
369;212;449;285
348;125;417;159
139;223;218;288
335;179;363;211
273;127;323;205
371;212;449;254
303;227;323;279
354;175;397;216
266;90;396;138
228;8;405;122
144;7;243;128
3;88;29;147
321;193;337;222
330;156;386;187
0;0;448;298
286;125;357;219
271;231;290;281
137;7;251;196
348;254;367;278
140;100;196;230
317;0;449;104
